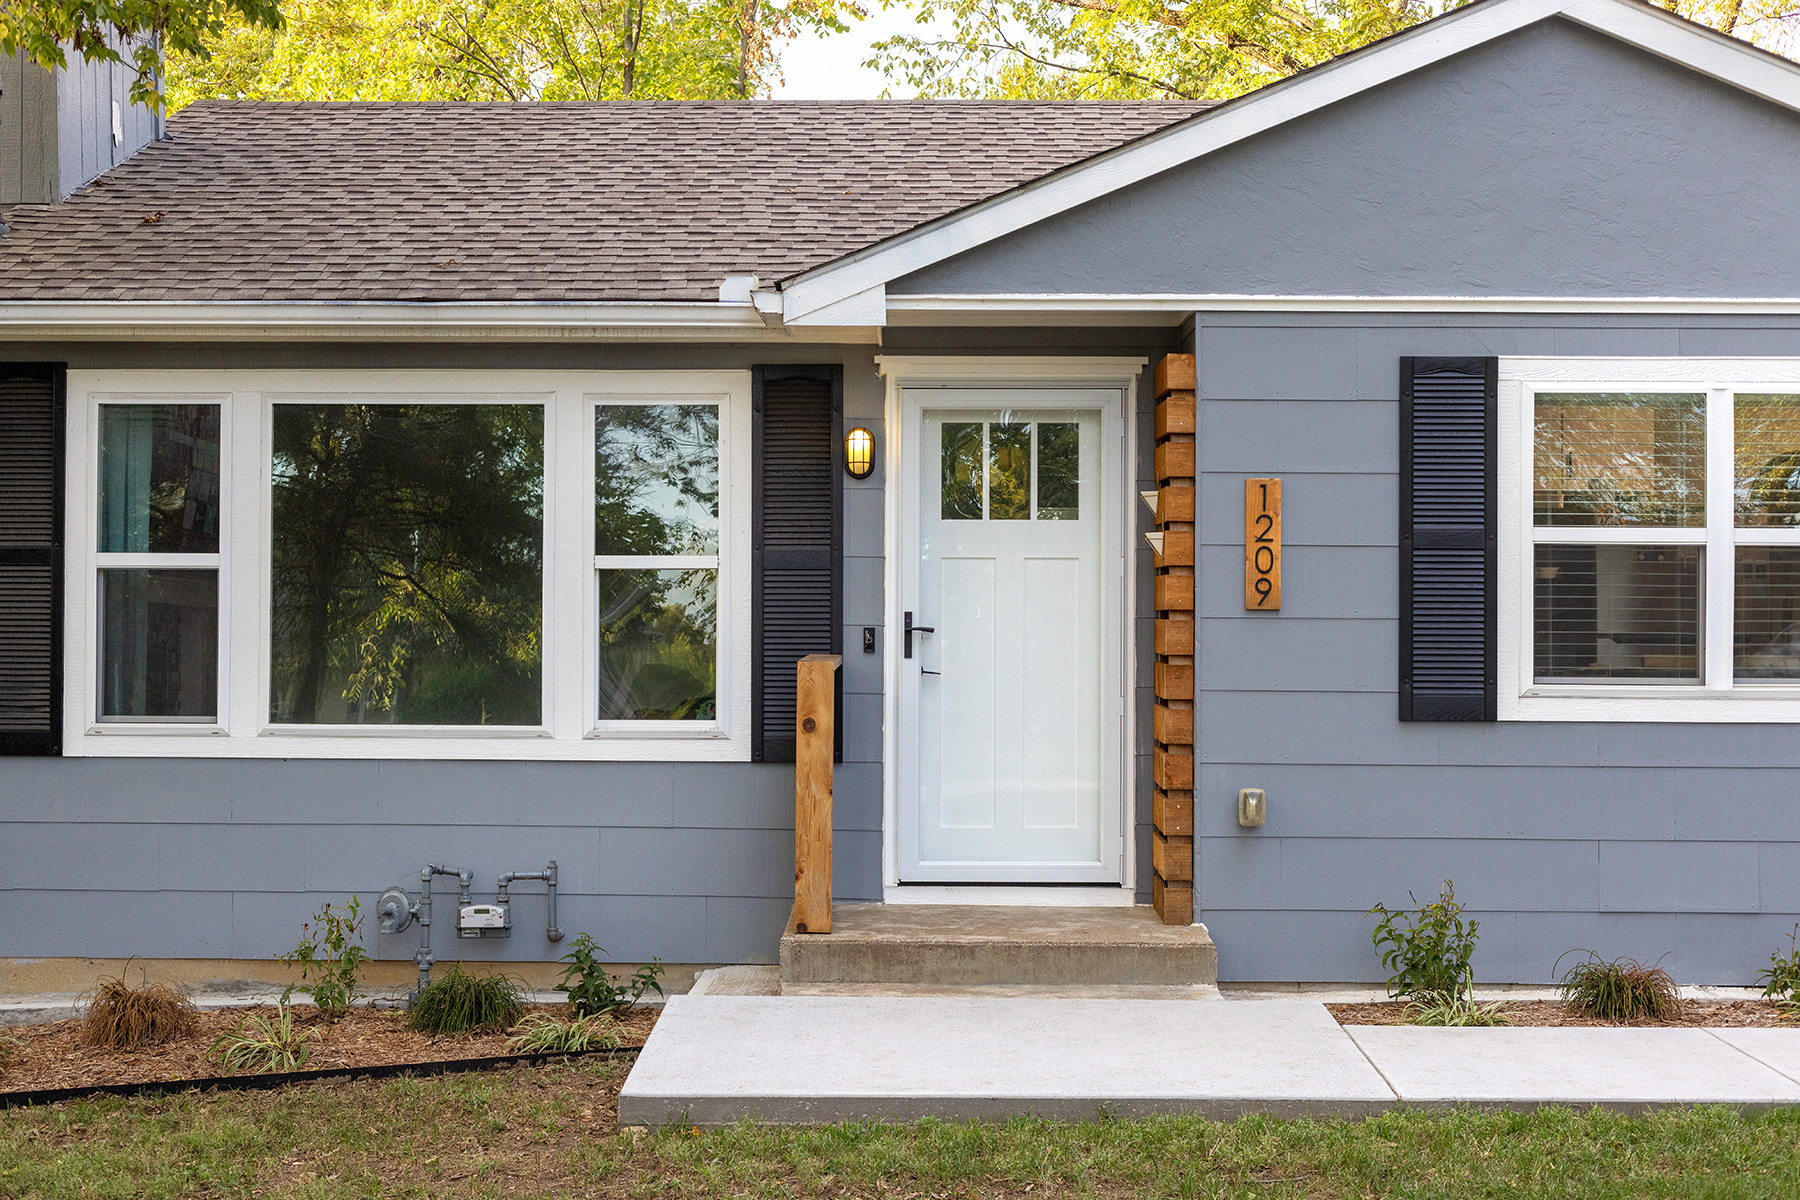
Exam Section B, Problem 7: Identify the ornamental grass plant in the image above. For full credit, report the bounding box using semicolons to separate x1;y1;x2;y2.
79;973;199;1051
1556;951;1681;1021
408;966;528;1035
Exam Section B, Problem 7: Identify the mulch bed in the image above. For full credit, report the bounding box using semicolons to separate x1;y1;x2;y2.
1330;999;1797;1028
0;1004;657;1095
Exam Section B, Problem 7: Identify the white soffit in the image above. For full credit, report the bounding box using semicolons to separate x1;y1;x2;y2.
780;0;1800;325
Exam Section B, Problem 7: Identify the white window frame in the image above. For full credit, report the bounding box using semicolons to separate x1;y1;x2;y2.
63;369;752;759
1500;357;1800;722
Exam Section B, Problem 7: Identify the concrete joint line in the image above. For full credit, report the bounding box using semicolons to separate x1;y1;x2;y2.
1704;1027;1800;1089
1342;1026;1403;1102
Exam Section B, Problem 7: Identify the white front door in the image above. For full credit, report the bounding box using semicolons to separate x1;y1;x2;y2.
897;388;1126;883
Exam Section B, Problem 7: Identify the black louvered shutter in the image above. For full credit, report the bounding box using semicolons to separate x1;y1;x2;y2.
753;366;842;762
1399;357;1496;722
0;364;65;755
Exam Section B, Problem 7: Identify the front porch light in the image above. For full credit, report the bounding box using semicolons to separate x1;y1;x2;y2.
844;426;875;479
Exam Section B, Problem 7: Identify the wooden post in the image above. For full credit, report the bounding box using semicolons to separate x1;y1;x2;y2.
1152;354;1196;926
793;653;842;934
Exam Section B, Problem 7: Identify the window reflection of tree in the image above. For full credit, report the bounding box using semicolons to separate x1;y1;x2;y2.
593;404;719;720
270;404;544;726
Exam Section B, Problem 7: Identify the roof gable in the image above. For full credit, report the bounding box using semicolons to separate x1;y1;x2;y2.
779;0;1800;324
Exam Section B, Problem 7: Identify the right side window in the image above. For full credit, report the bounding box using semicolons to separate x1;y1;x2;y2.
1525;382;1800;692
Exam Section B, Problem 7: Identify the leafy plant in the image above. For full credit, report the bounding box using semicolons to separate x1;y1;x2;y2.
279;897;370;1021
1757;925;1800;1014
206;1005;321;1074
409;967;528;1035
1407;996;1512;1027
1556;951;1681;1021
79;971;199;1050
506;1012;624;1054
1368;880;1480;1005
555;933;664;1018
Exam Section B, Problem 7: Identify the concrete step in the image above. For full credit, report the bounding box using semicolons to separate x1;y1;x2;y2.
780;903;1216;988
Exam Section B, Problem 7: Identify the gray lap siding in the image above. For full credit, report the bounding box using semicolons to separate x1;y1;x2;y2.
1194;314;1800;984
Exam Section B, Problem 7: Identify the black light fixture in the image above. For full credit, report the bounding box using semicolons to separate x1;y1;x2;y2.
844;426;875;479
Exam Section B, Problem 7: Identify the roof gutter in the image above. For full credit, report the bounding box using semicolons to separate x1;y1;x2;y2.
0;300;877;343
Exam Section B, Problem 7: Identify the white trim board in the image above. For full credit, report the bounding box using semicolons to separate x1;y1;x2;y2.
885;295;1800;324
781;0;1800;325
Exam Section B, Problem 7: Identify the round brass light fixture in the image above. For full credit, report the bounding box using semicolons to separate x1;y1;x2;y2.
844;426;875;479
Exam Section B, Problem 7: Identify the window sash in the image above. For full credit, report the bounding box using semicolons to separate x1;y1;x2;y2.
1512;368;1800;709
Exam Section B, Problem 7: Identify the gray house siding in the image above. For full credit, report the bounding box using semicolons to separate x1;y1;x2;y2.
892;18;1800;301
0;340;884;968
1194;314;1800;985
0;46;161;207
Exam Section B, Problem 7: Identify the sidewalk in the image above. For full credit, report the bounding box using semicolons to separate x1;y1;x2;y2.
618;994;1800;1126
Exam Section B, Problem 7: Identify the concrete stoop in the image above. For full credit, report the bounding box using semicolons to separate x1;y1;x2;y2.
779;903;1217;992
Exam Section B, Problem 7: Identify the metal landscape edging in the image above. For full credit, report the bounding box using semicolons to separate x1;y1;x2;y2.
0;1045;642;1110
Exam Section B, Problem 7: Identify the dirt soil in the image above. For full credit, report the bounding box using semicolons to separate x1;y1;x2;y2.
1330;999;1797;1027
0;1004;657;1094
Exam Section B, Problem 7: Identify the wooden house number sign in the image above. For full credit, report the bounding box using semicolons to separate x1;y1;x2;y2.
1245;478;1282;610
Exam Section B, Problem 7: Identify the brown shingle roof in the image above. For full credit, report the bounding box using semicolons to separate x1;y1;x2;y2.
0;100;1212;303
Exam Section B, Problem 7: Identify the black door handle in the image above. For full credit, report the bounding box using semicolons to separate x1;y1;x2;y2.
904;611;934;659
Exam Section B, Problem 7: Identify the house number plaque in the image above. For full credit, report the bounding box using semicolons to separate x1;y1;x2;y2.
1245;477;1281;610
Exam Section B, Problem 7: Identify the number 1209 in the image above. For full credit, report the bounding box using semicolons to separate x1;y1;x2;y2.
1245;478;1282;610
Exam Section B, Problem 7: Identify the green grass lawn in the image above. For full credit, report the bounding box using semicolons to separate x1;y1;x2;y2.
3;1059;1798;1198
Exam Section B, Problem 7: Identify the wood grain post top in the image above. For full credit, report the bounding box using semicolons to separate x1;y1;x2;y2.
798;654;843;667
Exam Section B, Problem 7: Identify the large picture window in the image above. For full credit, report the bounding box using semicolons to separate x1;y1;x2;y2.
1504;360;1800;720
67;371;750;758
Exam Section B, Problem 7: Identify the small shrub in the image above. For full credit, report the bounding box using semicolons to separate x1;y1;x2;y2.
1757;925;1800;1013
207;1004;320;1074
0;1034;22;1075
506;1011;623;1054
555;932;664;1018
279;897;369;1021
409;966;527;1035
79;973;198;1050
1407;996;1512;1027
1368;880;1480;1005
1556;950;1681;1021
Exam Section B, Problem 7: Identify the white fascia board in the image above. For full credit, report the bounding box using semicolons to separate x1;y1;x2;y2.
785;282;886;327
782;0;1800;323
0;300;879;343
885;294;1800;323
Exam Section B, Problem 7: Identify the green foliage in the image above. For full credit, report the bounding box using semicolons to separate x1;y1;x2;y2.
1368;880;1480;1005
408;967;528;1035
867;0;1800;101
206;1005;321;1074
0;0;281;107
555;932;664;1018
1758;925;1800;1013
165;0;861;109
278;897;369;1021
1556;951;1681;1022
505;1011;624;1053
1406;995;1512;1027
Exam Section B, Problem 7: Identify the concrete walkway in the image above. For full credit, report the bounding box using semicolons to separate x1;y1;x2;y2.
619;995;1800;1126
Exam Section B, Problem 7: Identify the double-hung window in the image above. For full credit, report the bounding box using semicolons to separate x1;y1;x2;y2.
68;371;750;757
1502;359;1800;720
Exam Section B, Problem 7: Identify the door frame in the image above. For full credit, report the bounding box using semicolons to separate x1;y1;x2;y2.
876;356;1148;900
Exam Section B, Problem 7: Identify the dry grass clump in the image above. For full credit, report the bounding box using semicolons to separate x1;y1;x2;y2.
79;975;199;1050
1557;951;1681;1021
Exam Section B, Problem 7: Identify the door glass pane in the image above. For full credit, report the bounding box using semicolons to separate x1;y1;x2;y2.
596;568;716;720
98;404;221;554
269;404;544;726
1037;423;1079;520
595;403;718;555
941;422;982;520
99;568;218;719
1736;548;1800;680
1534;393;1704;527
1534;544;1700;682
1735;394;1800;527
988;422;1030;521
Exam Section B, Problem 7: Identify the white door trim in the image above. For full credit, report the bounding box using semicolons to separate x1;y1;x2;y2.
876;356;1146;899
